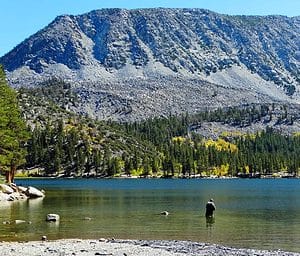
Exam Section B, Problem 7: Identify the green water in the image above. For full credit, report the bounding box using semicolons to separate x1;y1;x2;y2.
0;179;299;252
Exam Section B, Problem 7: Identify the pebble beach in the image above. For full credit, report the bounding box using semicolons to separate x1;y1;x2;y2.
0;239;299;256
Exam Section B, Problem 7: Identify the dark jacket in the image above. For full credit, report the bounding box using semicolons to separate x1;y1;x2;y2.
205;201;216;217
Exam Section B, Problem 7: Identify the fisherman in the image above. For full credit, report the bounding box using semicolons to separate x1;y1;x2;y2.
205;198;216;218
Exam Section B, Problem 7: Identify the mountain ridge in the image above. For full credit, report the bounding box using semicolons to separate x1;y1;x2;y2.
1;8;299;121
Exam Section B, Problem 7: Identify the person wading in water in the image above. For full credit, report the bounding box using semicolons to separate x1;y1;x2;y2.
205;198;216;218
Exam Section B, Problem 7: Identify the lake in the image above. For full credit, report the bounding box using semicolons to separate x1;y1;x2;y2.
0;178;300;252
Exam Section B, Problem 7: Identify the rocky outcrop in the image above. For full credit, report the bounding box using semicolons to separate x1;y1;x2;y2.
0;183;45;202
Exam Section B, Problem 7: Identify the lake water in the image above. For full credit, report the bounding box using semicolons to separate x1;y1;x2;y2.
0;178;300;252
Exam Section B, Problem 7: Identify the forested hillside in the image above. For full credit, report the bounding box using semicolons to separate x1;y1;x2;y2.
0;70;299;179
24;109;300;178
16;80;300;178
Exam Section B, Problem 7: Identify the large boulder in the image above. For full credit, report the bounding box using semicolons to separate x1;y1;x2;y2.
17;186;28;193
0;184;14;194
0;191;10;201
9;183;19;192
25;186;45;198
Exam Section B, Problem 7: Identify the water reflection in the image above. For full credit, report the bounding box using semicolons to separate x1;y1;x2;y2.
46;221;60;232
206;216;215;228
27;197;44;209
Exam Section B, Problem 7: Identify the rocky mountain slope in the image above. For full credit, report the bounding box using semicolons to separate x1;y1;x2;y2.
1;8;300;121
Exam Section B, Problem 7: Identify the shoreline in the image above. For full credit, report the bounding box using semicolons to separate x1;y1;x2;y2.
0;239;299;256
13;175;300;180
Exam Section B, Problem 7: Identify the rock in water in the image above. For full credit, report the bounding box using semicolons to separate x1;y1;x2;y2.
26;186;45;198
160;211;169;216
15;220;26;224
46;214;60;222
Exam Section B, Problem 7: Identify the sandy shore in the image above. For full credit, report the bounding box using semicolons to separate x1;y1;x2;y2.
0;239;299;256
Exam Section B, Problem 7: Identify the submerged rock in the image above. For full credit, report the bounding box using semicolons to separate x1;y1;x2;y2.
15;220;26;225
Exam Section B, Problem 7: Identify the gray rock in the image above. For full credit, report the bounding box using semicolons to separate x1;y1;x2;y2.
17;186;28;193
15;220;26;224
26;186;45;198
160;211;169;216
0;192;10;201
46;214;60;222
0;184;14;194
7;196;15;201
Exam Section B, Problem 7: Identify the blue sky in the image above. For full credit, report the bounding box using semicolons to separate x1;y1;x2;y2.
1;0;299;57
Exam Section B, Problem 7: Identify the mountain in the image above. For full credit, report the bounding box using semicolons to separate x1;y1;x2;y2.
1;8;300;121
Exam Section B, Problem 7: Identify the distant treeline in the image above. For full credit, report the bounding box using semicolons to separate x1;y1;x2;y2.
25;108;300;178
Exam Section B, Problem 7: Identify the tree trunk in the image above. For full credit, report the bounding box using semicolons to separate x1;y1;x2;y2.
6;164;17;184
11;164;16;184
5;171;12;184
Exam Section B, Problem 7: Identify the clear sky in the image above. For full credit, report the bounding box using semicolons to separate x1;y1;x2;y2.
1;0;299;57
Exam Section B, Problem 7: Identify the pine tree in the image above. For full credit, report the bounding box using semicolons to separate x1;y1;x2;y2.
0;65;29;183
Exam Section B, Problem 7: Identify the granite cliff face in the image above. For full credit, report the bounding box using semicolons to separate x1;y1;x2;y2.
1;8;300;120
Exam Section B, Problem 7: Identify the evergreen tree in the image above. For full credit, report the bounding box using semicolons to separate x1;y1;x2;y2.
0;65;29;183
